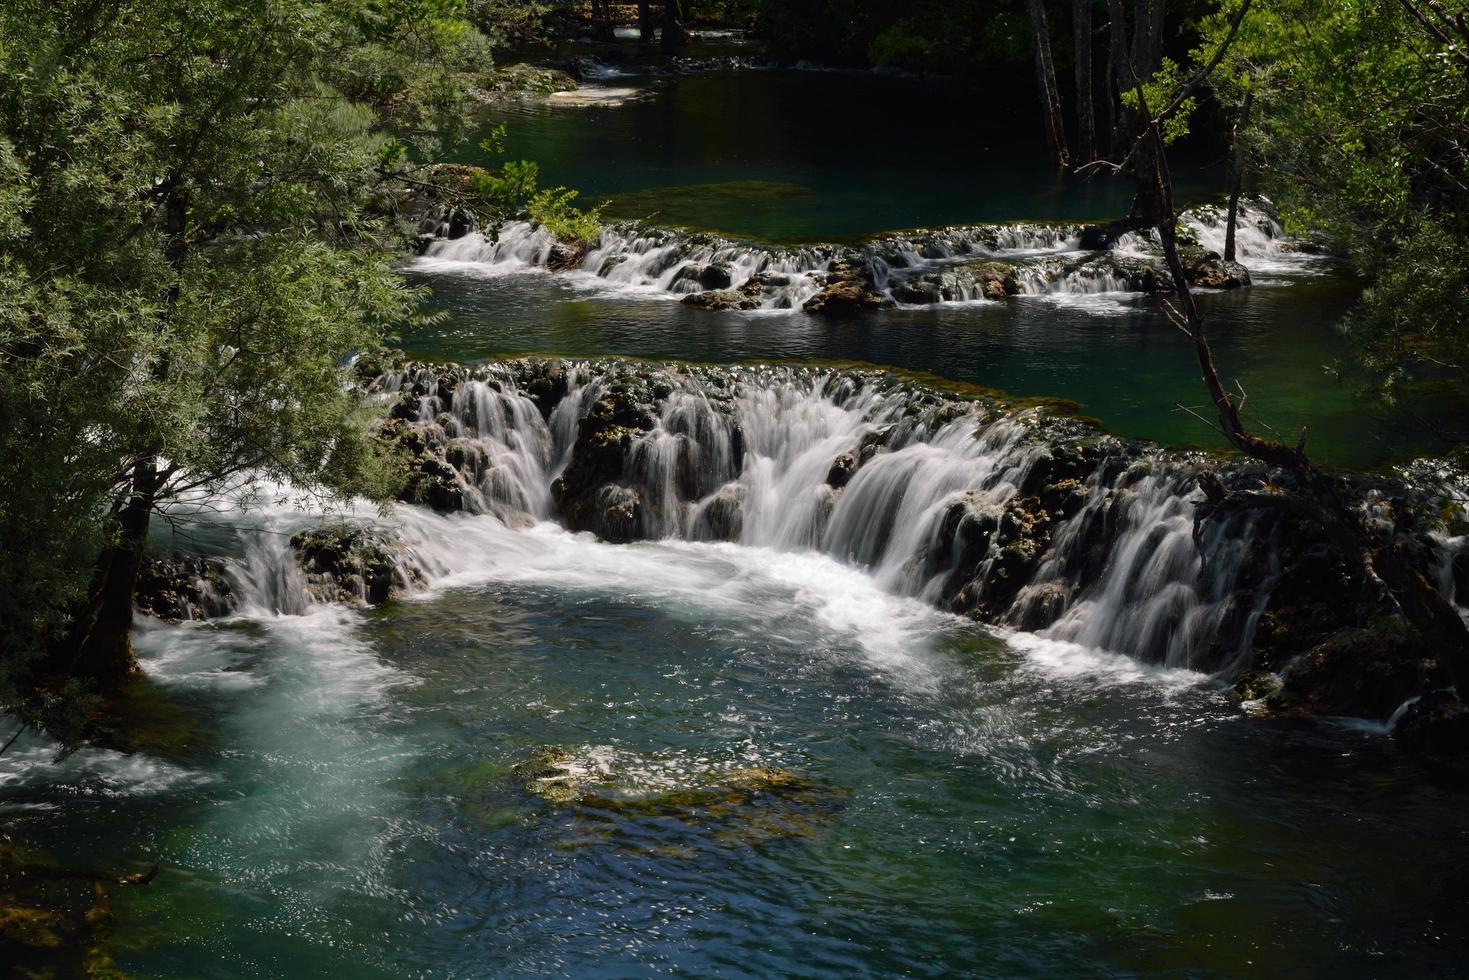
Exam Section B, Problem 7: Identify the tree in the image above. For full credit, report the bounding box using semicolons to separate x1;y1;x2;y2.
640;0;656;42
1100;0;1469;703
1197;0;1469;449
1026;0;1071;167
1074;0;1098;162
663;0;691;51
0;0;576;745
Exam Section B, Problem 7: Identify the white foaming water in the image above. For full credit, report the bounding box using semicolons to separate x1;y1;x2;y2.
0;737;211;798
410;199;1318;311
389;511;964;692
1003;630;1207;691
371;362;1269;677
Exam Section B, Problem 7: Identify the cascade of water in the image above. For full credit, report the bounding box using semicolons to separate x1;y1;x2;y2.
1033;473;1266;669
228;526;315;617
389;362;1266;671
446;380;557;520
413;203;1303;308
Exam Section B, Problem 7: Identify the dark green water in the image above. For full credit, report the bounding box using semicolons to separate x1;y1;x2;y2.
4;523;1467;976
422;68;1424;467
402;268;1419;468
469;68;1218;243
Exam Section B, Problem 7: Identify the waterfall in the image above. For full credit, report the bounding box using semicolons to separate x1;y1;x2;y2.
371;360;1288;673
411;200;1316;308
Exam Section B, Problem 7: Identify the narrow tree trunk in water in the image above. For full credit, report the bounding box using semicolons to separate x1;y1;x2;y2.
1131;0;1164;76
1074;0;1096;162
662;0;688;51
1224;89;1254;263
1106;0;1469;701
589;0;614;41
73;460;157;686
1026;0;1070;167
639;0;654;43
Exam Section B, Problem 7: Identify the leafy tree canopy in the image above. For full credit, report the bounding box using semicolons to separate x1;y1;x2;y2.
1197;0;1469;450
0;0;590;744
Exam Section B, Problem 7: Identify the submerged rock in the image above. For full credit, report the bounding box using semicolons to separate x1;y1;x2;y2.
510;747;846;849
1393;690;1469;759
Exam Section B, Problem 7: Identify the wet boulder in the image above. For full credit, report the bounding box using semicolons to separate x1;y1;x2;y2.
1182;249;1252;289
802;259;889;317
134;556;237;622
590;485;644;543
1393;691;1469;759
289;522;426;607
826;453;857;488
693;483;745;541
546;240;589;271
1097;253;1175;293
1269;625;1433;719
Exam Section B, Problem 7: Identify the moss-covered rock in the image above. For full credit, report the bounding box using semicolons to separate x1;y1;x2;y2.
134;556;236;622
290;522;426;606
802;259;890;317
509;747;846;849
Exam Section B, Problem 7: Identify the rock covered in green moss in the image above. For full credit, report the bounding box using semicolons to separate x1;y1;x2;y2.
289;522;427;606
134;556;237;622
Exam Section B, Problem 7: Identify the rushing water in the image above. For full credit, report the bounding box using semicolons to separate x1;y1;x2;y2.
5;499;1468;976
6;60;1468;978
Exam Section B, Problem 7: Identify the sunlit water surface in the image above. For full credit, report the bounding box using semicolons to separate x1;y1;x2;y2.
4;514;1467;976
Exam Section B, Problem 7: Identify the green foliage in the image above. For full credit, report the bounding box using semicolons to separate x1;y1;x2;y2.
1198;0;1469;448
527;187;605;244
1120;58;1196;145
0;0;545;742
758;0;1031;74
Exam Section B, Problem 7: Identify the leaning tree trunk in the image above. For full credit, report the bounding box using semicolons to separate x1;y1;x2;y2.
1107;0;1469;700
1224;89;1254;262
71;460;157;686
1026;0;1070;167
662;0;688;51
639;0;655;43
1074;0;1097;162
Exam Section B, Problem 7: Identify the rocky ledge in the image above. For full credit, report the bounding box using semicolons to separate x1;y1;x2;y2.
364;354;1469;755
135;522;430;622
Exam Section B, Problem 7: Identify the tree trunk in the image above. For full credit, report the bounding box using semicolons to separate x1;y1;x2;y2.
1074;0;1096;162
72;460;157;686
589;0;615;41
1106;0;1129;157
639;0;654;43
662;0;688;51
1026;0;1070;168
1224;89;1254;262
1107;0;1469;701
1130;0;1165;76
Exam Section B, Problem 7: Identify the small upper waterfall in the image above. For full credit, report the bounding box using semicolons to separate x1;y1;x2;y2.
412;200;1316;309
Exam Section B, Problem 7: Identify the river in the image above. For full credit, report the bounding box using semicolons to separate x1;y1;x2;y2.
2;58;1466;978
